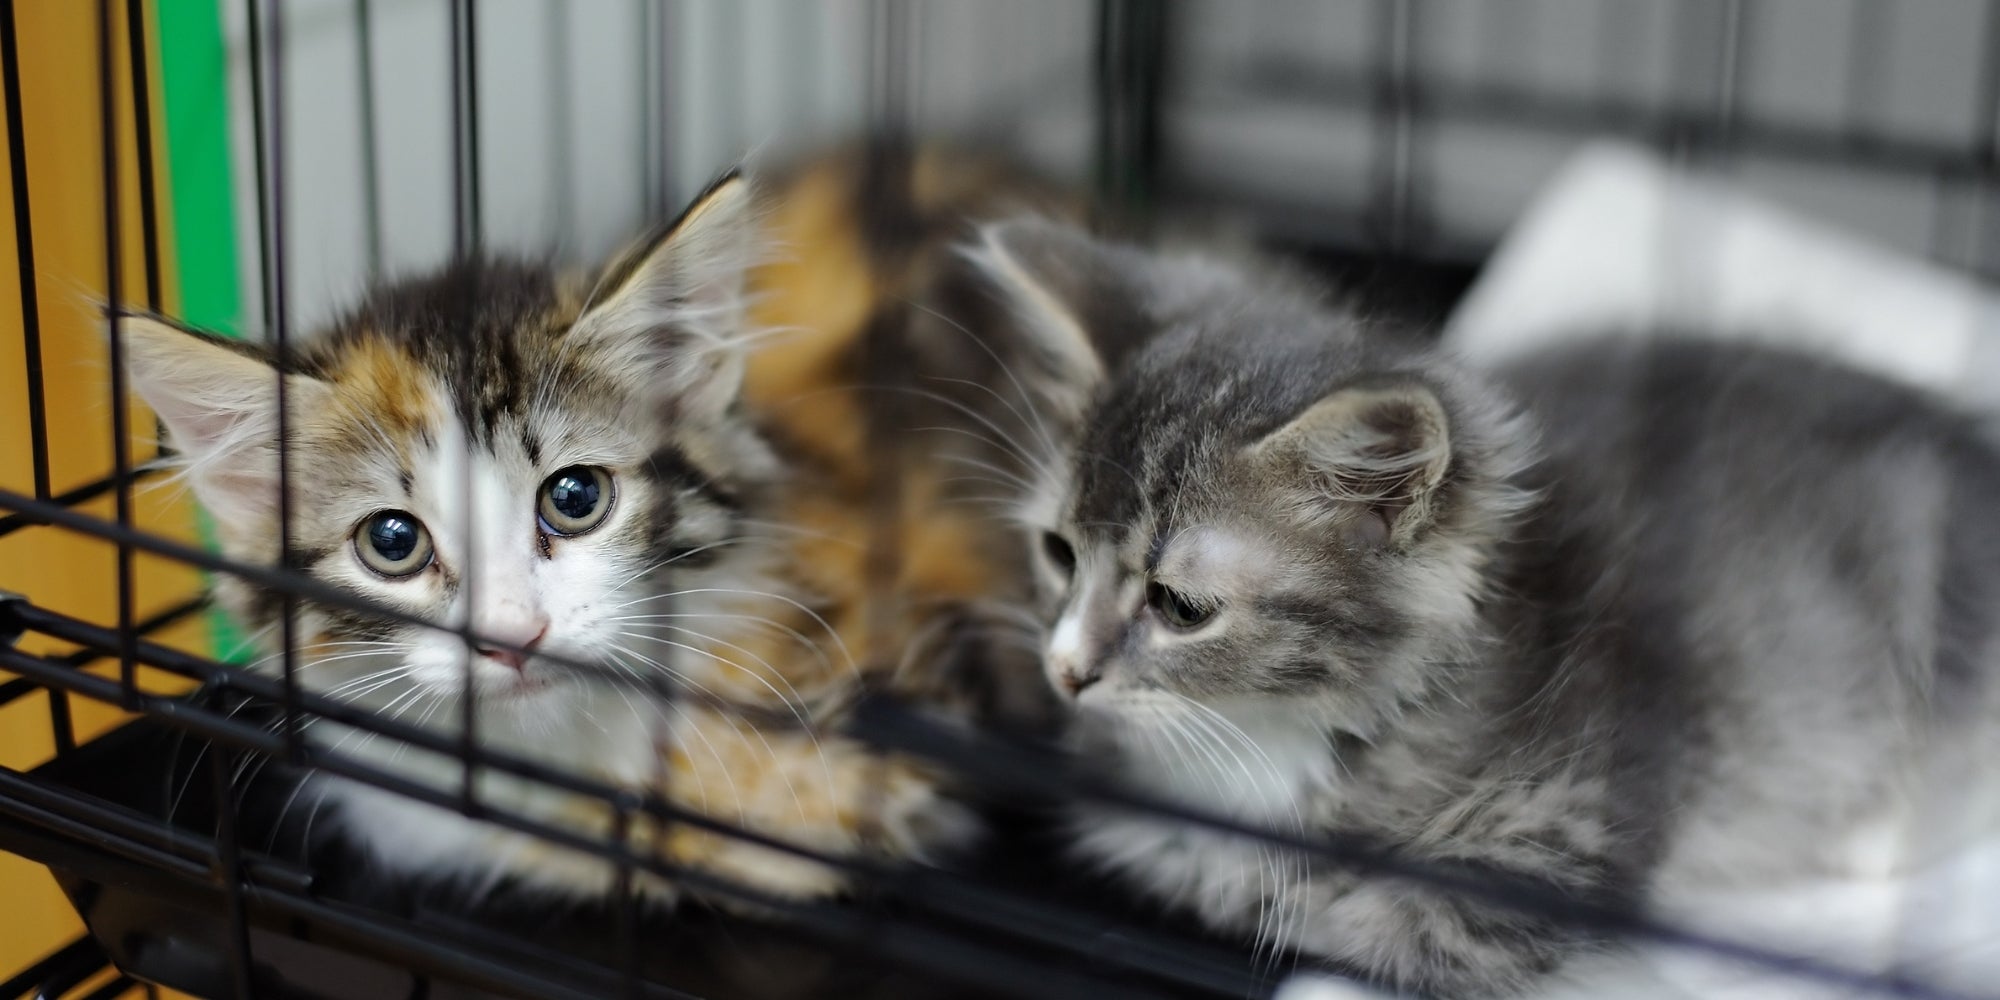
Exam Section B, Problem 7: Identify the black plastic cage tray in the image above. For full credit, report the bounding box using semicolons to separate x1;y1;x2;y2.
7;699;1302;1000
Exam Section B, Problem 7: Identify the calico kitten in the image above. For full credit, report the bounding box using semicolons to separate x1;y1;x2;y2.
972;218;2000;996
123;150;1067;905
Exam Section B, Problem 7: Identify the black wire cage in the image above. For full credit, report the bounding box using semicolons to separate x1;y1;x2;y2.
3;2;2000;999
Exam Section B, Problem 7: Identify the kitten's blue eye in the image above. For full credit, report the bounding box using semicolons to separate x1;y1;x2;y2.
1147;581;1214;630
539;465;614;536
355;510;433;578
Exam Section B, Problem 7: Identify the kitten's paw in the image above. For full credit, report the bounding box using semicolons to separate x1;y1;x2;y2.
660;714;980;907
856;759;984;865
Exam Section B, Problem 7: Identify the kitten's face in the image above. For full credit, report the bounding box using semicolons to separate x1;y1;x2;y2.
249;319;687;710
126;177;767;739
975;219;1528;745
1029;350;1460;744
1036;451;1408;713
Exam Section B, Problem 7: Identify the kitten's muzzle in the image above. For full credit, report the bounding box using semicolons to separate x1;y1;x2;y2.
1055;661;1102;697
476;618;548;673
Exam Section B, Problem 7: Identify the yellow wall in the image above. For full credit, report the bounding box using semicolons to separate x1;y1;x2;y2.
0;1;206;993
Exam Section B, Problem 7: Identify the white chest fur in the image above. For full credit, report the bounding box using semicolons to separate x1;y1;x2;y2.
1100;698;1337;823
1071;698;1335;936
313;681;665;899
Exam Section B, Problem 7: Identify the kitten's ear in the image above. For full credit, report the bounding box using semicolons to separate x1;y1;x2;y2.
121;314;331;526
1254;383;1453;547
967;217;1142;422
573;171;758;420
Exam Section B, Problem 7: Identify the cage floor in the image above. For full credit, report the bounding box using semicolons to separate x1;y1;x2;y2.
4;705;1317;1000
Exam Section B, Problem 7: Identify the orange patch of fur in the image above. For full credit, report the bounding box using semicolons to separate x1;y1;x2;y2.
325;335;438;441
741;162;878;488
634;148;1075;902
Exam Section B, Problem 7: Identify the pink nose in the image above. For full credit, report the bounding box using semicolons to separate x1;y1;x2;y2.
1056;664;1101;697
476;619;548;672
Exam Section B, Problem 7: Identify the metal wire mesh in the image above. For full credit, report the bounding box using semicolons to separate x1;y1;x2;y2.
1;2;1997;999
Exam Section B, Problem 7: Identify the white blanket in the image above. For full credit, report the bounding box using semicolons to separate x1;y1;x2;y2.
1443;142;2000;410
1281;142;2000;1000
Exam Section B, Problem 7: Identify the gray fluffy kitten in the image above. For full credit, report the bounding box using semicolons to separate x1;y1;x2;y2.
969;218;2000;997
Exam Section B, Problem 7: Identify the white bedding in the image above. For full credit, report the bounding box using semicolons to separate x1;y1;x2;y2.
1281;142;2000;1000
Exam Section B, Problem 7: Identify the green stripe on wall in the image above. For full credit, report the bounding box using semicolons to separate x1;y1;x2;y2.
156;0;250;661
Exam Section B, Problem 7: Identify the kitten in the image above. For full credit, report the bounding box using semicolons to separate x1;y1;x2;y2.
122;149;1066;906
971;218;2000;996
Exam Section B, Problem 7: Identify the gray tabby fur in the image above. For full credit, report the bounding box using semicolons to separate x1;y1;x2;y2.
969;218;2000;997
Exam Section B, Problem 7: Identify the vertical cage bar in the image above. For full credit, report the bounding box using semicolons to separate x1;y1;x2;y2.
245;0;300;755
1;0;49;502
656;0;675;210
450;0;466;250
720;0;747;159
777;0;810;141
1367;0;1420;253
450;0;482;256
124;0;161;312
855;0;916;867
464;0;482;252
449;0;482;813
207;690;257;1000
546;0;575;244
860;0;915;617
867;0;911;137
1667;0;1750;157
125;0;168;467
101;0;138;701
1096;0;1123;204
1977;1;2000;160
355;0;383;280
1843;0;1886;140
1094;0;1169;219
1660;0;1749;336
1714;0;1747;133
1928;167;1962;267
636;0;658;219
1666;1;1704;157
612;800;640;1000
1971;0;2000;276
47;688;75;754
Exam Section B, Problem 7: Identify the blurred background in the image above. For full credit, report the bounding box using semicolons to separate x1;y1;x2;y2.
242;0;2000;333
